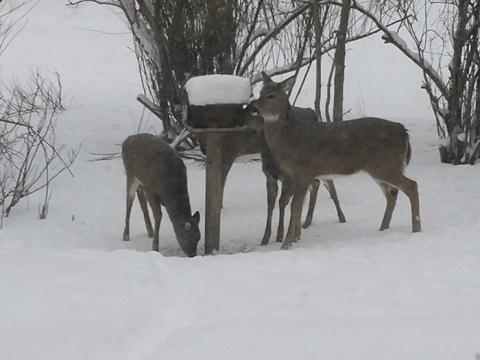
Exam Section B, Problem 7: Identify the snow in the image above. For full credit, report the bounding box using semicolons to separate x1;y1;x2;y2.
384;31;409;51
1;2;480;360
2;126;480;360
185;75;252;105
382;30;445;86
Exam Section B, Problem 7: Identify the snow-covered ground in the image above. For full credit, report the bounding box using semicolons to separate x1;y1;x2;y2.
1;1;480;360
2;111;480;360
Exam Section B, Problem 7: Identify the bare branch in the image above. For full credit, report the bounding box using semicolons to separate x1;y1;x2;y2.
238;4;310;76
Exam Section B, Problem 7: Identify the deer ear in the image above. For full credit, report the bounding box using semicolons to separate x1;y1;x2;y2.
281;75;296;93
261;71;273;84
192;211;200;224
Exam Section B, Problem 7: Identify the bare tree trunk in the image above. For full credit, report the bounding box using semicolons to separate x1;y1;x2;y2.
332;0;351;122
325;61;335;123
446;0;469;163
472;72;480;164
476;67;480;139
312;0;323;121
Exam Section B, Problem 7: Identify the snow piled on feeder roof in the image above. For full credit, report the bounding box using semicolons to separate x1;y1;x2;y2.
185;75;252;106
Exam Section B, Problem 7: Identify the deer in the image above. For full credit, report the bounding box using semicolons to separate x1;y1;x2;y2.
122;133;200;257
251;72;421;250
251;109;346;245
187;103;345;246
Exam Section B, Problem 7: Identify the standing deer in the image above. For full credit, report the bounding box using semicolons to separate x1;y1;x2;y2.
188;104;345;246
251;72;421;249
122;133;200;257
251;109;346;245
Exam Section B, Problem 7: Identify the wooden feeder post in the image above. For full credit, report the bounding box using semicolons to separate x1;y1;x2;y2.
204;132;222;254
188;104;251;255
137;77;253;255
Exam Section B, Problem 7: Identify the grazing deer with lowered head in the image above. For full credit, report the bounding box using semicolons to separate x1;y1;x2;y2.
122;133;200;257
251;73;421;250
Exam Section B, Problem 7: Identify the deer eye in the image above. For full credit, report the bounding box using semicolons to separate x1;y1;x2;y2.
267;94;275;99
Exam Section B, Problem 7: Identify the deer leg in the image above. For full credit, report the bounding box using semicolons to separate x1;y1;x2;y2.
281;183;309;250
324;179;346;223
261;174;278;245
137;187;154;238
397;176;421;233
375;173;421;233
123;174;139;242
293;197;304;242
294;181;310;242
276;176;294;243
147;193;163;252
376;181;399;231
303;179;320;229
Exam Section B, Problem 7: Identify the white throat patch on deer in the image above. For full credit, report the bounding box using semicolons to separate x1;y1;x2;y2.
262;113;280;123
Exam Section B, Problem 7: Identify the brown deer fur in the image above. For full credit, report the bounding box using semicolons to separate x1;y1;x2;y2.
251;72;421;249
188;104;345;245
255;109;346;245
122;133;200;257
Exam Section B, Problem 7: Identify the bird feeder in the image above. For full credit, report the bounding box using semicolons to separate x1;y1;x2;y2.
185;75;252;255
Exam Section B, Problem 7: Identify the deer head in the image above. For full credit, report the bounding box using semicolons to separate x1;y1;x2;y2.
250;72;296;124
176;211;201;257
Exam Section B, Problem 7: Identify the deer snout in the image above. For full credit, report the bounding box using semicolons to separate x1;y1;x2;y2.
244;102;259;116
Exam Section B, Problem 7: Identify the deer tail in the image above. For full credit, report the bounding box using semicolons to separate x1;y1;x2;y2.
405;130;412;166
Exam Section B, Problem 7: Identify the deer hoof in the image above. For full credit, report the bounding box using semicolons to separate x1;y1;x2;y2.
275;232;284;243
123;233;130;242
412;217;421;232
261;232;271;246
280;242;292;250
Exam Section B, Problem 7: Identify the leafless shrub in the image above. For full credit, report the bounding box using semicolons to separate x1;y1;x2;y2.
67;0;408;152
0;72;78;222
352;0;480;164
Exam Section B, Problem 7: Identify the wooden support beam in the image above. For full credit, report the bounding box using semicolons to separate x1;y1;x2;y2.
204;133;223;254
189;126;252;134
136;94;163;120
